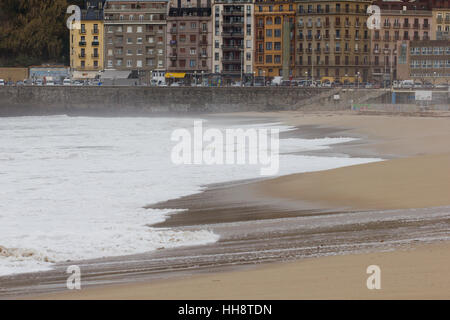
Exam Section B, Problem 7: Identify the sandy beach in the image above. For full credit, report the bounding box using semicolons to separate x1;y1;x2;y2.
5;111;450;300
34;242;450;300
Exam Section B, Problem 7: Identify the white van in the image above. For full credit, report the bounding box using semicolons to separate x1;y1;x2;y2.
63;78;71;86
0;79;5;86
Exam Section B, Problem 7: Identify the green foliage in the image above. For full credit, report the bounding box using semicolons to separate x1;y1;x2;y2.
0;0;84;67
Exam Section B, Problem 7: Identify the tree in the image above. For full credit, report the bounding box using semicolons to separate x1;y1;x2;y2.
0;0;84;66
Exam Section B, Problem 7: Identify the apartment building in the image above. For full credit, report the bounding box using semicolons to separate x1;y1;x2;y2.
254;0;296;79
397;40;450;85
432;7;450;40
370;6;432;84
70;0;105;79
166;0;213;81
294;0;371;83
103;0;169;79
212;0;254;83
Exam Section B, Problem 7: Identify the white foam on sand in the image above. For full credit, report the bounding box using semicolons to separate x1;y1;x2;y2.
0;116;381;275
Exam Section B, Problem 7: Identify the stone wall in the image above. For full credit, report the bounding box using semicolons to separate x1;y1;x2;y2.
0;86;384;116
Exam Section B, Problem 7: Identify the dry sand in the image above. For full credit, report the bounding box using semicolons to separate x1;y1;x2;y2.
31;111;450;300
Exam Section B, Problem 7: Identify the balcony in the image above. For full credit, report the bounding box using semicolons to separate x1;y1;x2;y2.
383;36;390;41
79;29;86;35
297;35;303;40
413;24;420;29
92;29;99;35
91;54;99;58
78;53;86;58
199;40;208;46
423;24;430;30
79;41;86;46
222;10;244;16
222;44;243;50
315;48;321;53
297;23;304;28
223;58;242;63
403;23;410;28
297;48;303;53
221;32;244;37
92;41;100;46
393;24;401;29
383;23;391;29
199;53;208;59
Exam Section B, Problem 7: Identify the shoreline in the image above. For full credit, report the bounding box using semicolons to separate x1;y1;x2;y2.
30;241;450;300
2;111;450;299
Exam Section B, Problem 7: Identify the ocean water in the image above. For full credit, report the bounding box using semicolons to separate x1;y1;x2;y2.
0;116;381;275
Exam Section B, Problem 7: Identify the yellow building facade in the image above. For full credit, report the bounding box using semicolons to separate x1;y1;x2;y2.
254;0;296;79
70;19;104;79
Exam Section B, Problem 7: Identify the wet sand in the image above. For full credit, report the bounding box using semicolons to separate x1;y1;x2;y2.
3;111;450;299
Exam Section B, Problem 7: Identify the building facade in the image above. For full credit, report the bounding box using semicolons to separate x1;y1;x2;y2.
212;0;254;83
70;0;105;79
397;39;450;85
254;0;296;79
294;0;371;83
432;7;450;40
103;0;169;80
166;0;213;81
370;8;432;84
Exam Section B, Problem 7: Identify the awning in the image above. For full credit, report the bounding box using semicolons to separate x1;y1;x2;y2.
165;72;186;79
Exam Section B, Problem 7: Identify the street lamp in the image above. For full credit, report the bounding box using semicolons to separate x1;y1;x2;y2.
356;71;360;89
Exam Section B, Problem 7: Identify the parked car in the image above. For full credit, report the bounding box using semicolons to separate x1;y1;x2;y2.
24;79;33;86
16;81;24;86
0;79;4;86
35;79;43;86
270;76;282;86
63;78;71;86
321;81;332;88
400;80;414;89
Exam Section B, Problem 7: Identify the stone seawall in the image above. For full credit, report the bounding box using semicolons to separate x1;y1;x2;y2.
0;86;382;116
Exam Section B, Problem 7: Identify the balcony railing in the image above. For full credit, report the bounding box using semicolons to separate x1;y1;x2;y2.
92;41;100;46
92;29;99;34
79;41;86;46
